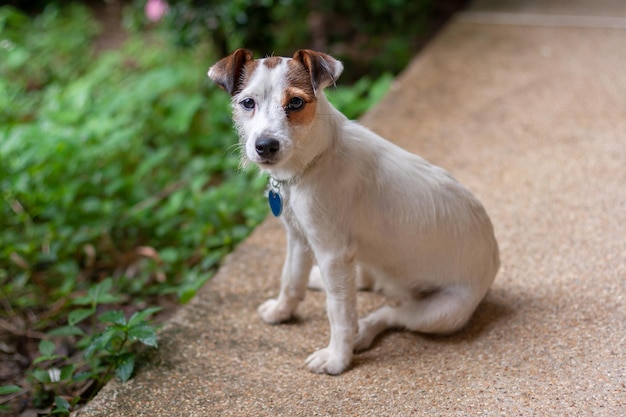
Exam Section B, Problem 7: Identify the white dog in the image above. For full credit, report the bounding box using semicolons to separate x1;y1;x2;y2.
208;49;500;375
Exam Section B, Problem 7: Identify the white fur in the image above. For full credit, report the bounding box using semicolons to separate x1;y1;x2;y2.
211;52;500;375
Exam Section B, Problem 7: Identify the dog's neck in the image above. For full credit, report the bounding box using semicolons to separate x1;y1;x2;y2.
270;150;327;188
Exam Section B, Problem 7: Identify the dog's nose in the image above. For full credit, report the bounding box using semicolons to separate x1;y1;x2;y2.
255;137;280;158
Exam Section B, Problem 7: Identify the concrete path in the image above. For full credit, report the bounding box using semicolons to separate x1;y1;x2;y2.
79;1;625;415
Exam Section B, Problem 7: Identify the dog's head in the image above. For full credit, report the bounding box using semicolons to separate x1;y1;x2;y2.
208;49;343;178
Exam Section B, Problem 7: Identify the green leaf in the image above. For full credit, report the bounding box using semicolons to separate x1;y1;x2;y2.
33;355;54;365
38;339;55;357
158;247;179;264
98;310;127;325
73;279;123;306
178;288;195;304
163;94;203;133
48;325;85;337
369;72;394;103
0;385;22;395
53;395;71;413
113;353;135;382
127;307;161;327
32;368;51;383
95;293;125;305
88;278;112;302
59;364;76;381
71;295;93;306
68;308;95;326
72;371;92;383
84;327;119;358
128;324;158;348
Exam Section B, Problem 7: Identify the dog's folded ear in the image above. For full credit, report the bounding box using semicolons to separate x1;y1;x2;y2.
208;48;254;96
292;49;343;95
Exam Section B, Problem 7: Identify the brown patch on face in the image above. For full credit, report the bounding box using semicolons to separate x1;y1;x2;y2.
282;59;317;126
282;88;316;126
286;59;316;98
263;56;282;69
239;59;259;91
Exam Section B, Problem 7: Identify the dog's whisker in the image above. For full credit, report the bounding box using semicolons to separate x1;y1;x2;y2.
220;141;251;173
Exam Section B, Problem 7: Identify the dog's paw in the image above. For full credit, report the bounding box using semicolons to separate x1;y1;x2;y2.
353;320;377;352
258;299;293;324
353;329;375;352
305;348;351;375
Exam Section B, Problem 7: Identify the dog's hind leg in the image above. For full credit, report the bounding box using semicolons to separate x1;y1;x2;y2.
353;285;481;351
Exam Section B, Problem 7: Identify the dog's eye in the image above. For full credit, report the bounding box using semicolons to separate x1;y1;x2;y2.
240;98;255;110
287;97;305;111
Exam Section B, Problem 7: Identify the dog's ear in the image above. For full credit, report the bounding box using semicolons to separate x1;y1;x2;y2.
292;49;343;95
208;48;254;96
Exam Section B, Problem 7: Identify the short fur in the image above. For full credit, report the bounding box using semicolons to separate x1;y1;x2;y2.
208;49;500;375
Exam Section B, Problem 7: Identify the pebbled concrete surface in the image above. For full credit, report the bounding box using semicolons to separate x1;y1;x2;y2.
79;1;626;415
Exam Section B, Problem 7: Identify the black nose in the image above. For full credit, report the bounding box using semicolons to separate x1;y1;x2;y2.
255;137;280;158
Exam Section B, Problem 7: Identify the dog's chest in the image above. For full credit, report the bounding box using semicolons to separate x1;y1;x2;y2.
279;181;354;241
278;185;318;231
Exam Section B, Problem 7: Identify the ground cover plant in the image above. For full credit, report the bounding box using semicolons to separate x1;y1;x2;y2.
0;3;393;414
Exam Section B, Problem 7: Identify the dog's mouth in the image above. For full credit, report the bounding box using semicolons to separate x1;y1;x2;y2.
250;157;280;167
257;158;278;166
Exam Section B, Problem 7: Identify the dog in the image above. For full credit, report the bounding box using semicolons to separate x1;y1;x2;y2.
208;49;500;375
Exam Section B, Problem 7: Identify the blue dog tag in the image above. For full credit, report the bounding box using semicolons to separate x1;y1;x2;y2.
268;189;283;217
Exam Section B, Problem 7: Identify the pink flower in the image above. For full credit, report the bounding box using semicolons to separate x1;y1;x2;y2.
145;0;169;22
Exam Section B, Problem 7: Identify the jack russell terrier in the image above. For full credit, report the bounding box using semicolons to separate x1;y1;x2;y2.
208;49;500;375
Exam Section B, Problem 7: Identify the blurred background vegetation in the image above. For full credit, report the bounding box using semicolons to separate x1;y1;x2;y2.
0;0;466;414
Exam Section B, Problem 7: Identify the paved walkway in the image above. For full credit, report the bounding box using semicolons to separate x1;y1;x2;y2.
79;1;625;415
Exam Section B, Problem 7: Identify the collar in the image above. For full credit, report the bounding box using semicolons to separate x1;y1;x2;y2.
269;151;326;188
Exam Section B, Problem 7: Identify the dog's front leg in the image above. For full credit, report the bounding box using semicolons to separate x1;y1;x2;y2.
258;226;313;324
305;252;357;375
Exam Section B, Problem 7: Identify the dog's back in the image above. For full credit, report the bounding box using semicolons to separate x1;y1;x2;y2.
295;105;500;302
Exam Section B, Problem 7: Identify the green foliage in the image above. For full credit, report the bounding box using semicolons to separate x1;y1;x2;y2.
0;385;22;412
28;305;161;416
290;0;432;77
0;4;99;121
0;385;22;395
0;4;267;413
128;0;434;79
126;0;283;54
326;73;394;120
0;5;268;315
